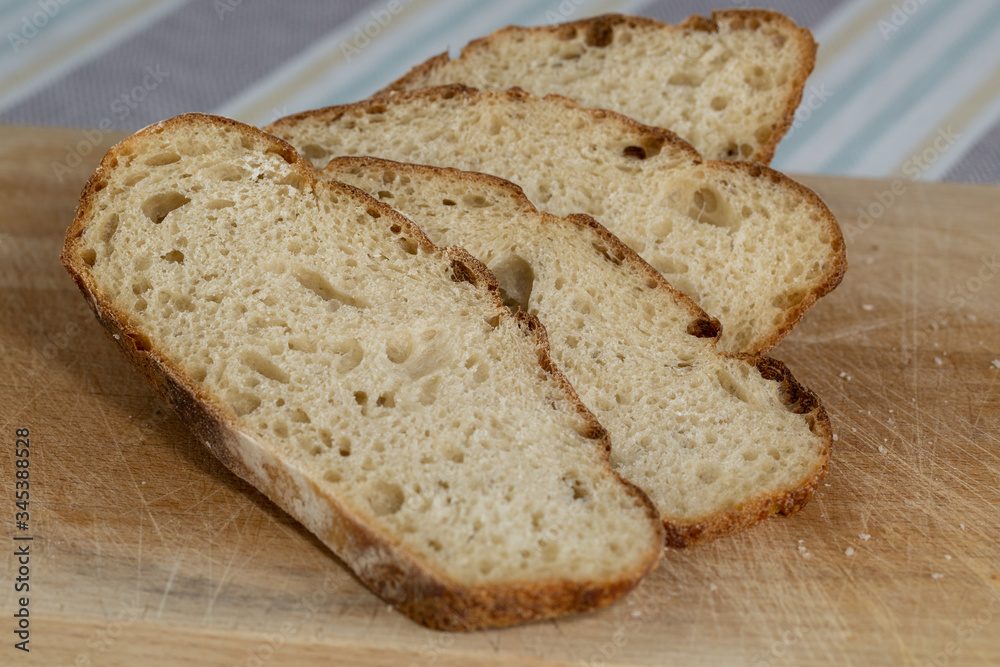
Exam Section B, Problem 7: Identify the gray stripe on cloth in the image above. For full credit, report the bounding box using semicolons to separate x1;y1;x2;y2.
637;0;847;29
0;0;381;130
943;117;1000;184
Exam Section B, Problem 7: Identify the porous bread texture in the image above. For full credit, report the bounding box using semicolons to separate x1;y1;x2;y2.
266;87;846;355
325;156;832;546
61;113;664;631
378;11;817;164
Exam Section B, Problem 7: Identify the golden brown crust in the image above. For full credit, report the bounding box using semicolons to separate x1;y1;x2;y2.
318;155;833;548
375;11;818;164
61;113;663;631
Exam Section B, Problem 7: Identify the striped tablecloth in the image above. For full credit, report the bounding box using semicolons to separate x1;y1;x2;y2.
1;0;997;184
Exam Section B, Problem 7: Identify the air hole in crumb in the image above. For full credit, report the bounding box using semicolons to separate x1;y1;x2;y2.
389;224;401;233
697;463;720;485
376;392;396;408
591;241;622;265
490;254;534;313
331;338;364;374
162;249;184;263
368;481;404;516
324;470;342;483
717;369;750;403
564;475;591;501
293;266;365;310
301;144;328;160
81;248;97;266
145;152;181;166
385;333;413;364
141;192;190;224
278;172;306;190
241;350;290;384
711;96;728;111
337;437;351;457
273;421;289;438
228;391;261;416
290;408;310;423
461;194;489;208
398;236;419;255
442;198;457;206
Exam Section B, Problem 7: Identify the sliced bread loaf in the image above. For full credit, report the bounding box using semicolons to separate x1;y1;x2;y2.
377;11;816;164
266;87;846;354
325;156;833;546
61;113;664;631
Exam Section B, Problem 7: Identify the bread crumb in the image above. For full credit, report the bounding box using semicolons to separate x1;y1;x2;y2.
934;357;943;365
968;314;977;320
802;552;812;559
709;583;718;592
878;445;888;454
960;524;966;530
931;573;944;580
861;304;874;311
847;375;852;381
845;547;855;556
865;257;875;265
944;555;951;560
631;609;642;617
833;434;839;441
859;533;871;541
113;333;120;340
991;359;1000;369
839;371;847;378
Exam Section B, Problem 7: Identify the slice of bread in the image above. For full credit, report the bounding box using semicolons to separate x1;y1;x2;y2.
60;113;665;631
378;11;816;164
325;156;833;546
266;86;846;355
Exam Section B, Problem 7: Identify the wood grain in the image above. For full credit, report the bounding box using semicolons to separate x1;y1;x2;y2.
1;125;998;666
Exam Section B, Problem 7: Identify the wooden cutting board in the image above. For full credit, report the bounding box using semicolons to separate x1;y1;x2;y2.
1;125;998;667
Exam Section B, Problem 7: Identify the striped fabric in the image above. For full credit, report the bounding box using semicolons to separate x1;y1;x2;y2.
0;0;997;183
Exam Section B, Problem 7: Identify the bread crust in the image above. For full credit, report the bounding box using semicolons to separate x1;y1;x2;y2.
322;155;834;548
61;113;664;631
270;85;846;356
376;10;818;164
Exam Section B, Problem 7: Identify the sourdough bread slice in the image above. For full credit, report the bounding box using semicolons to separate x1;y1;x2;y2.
266;87;846;355
378;11;816;164
325;156;833;546
61;113;664;631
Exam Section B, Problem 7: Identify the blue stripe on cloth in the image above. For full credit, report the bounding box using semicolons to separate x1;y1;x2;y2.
821;0;1000;173
771;0;958;164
